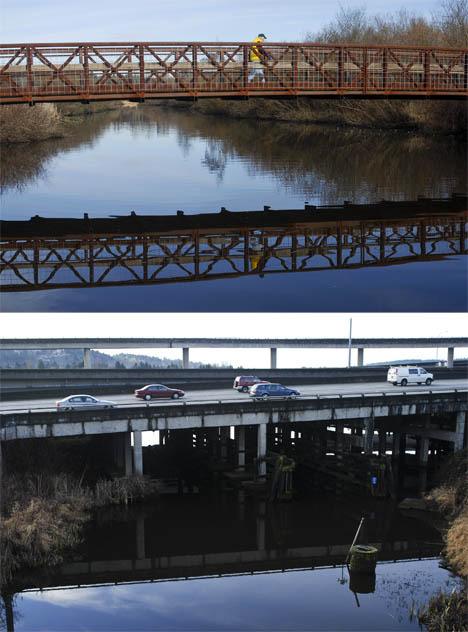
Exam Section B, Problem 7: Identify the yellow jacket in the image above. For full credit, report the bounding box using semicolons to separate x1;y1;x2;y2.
250;37;265;62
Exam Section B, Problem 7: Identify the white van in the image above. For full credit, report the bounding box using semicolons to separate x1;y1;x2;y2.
387;366;433;386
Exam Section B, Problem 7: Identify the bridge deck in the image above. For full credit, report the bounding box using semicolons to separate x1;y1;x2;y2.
1;42;467;103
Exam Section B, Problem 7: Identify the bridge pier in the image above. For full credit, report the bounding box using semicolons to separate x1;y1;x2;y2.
357;348;364;367
83;348;92;369
124;432;133;476
270;348;277;369
364;417;375;454
447;347;454;368
236;427;246;470
257;424;267;477
454;411;466;451
133;431;143;475
182;347;190;369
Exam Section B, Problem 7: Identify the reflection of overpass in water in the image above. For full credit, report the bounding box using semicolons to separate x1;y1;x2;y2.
1;198;466;293
11;501;443;592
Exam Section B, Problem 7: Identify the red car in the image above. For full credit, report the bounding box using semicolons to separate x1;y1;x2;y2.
135;384;185;401
233;375;267;393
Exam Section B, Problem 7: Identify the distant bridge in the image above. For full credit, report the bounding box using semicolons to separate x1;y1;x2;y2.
1;42;467;104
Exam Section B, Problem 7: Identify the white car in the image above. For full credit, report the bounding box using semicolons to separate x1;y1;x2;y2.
56;394;117;410
387;366;433;387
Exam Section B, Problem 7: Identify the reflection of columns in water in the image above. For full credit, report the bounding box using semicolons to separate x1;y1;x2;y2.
256;500;266;551
257;424;267;477
136;514;145;560
236;426;246;470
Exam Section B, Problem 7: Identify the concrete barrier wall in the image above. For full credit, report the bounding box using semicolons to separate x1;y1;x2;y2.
1;365;467;400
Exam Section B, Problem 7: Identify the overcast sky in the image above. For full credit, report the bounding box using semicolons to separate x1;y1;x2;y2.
1;313;467;367
1;0;443;43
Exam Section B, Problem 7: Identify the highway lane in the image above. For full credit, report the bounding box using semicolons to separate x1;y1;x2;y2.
1;379;467;413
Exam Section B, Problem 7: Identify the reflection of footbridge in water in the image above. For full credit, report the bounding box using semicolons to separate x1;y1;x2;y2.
1;197;466;293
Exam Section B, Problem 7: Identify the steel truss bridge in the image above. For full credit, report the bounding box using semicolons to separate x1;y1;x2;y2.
0;204;466;293
1;41;467;104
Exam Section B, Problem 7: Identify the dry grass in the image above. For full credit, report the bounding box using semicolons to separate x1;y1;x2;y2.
446;505;468;577
0;497;89;584
419;587;468;632
94;476;159;506
0;103;65;143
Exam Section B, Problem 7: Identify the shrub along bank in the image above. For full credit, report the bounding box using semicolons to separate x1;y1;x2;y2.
418;450;467;631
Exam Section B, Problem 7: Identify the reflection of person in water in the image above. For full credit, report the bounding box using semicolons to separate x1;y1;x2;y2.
248;33;267;83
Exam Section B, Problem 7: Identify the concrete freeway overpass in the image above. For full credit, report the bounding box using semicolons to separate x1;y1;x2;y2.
1;336;467;368
2;388;466;479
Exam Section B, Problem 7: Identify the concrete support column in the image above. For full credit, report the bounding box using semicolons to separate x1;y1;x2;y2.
378;430;387;455
182;347;190;369
357;348;364;367
392;432;400;459
454;411;466;452
447;347;454;369
220;427;230;461
257;424;267;477
417;436;429;466
83;348;92;369
124;432;133;476
364;417;374;454
133;430;143;475
335;422;344;452
237;426;246;470
270;348;277;369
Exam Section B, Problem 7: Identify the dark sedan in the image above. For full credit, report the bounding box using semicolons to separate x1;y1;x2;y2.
250;383;300;400
135;384;185;401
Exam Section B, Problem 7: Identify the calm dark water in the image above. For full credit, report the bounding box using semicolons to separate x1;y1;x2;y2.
1;107;466;311
3;495;460;632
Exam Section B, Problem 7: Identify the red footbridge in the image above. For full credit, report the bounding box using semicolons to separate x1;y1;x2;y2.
1;41;467;104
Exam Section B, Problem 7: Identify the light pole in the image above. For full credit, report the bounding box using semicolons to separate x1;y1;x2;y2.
347;318;353;368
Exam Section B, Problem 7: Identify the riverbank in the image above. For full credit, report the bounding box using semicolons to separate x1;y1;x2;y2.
418;450;467;631
0;471;159;585
188;98;467;136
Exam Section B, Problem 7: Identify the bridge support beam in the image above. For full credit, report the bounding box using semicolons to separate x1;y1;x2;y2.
236;427;246;470
83;348;92;369
357;348;364;367
133;430;143;475
270;348;277;369
364;417;374;454
220;427;230;461
183;347;190;369
257;424;267;477
447;347;454;368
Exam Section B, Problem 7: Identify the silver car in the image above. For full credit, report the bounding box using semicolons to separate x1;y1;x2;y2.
56;394;116;411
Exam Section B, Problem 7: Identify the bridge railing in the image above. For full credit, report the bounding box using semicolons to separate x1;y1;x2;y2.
1;42;467;103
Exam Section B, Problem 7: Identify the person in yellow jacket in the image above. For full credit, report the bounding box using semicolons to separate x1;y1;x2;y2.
248;34;267;83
